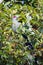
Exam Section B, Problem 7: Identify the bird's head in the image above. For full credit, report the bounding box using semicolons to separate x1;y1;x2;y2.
12;15;20;23
13;15;20;19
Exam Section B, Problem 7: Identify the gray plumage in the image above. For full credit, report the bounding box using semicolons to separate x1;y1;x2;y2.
12;15;21;32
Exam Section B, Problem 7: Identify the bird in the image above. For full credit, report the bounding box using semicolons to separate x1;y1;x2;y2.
22;34;34;50
25;42;34;50
0;0;3;3
12;15;21;32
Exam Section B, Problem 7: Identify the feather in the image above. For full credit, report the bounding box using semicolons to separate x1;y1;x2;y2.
12;15;21;32
25;42;34;50
0;0;3;3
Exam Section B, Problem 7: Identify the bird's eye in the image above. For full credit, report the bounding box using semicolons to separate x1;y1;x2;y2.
13;16;16;18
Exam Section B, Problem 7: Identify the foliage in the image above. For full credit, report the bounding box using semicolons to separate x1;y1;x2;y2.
0;0;43;65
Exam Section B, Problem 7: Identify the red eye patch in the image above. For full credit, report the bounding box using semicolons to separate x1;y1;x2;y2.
13;16;16;18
